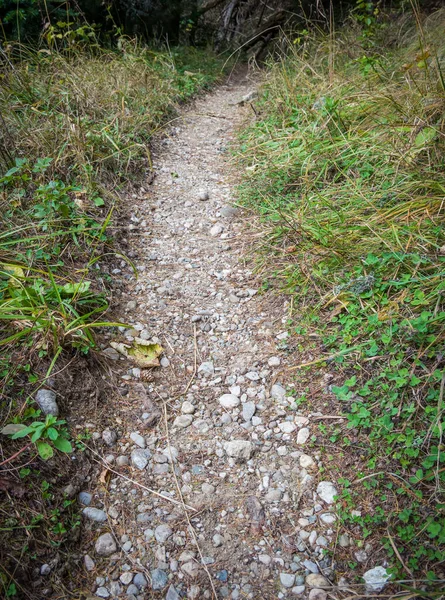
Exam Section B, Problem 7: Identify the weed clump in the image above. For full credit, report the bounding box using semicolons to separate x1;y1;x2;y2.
236;9;445;585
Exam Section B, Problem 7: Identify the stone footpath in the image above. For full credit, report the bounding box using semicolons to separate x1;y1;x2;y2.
74;72;390;600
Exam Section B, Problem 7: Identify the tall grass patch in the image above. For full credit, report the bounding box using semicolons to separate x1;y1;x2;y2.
0;37;223;597
236;11;445;583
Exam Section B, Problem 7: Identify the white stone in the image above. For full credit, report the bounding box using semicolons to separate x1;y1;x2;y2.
181;401;195;414
317;481;338;504
224;440;253;461
268;356;281;367
130;432;146;448
219;394;240;409
279;421;296;433
299;454;315;469
363;567;391;593
173;415;193;428
297;428;310;444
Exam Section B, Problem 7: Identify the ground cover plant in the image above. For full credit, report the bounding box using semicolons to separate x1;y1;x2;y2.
235;6;445;590
0;26;223;596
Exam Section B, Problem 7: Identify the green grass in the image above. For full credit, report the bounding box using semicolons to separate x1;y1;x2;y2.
0;35;224;597
235;9;445;586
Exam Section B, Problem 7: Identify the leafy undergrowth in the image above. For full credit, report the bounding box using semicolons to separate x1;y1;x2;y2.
236;9;445;592
0;33;223;598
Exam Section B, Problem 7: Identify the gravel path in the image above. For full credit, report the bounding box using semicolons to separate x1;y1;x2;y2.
80;72;349;600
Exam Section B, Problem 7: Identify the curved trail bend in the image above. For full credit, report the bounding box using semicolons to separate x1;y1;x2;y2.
86;72;339;600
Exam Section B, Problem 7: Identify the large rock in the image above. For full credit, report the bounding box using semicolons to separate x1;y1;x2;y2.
95;533;117;556
316;481;338;504
224;440;253;461
363;566;391;593
35;389;59;416
219;394;240;409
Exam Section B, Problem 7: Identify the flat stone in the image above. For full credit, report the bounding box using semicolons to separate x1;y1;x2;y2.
299;454;315;469
305;574;330;589
279;421;296;433
181;401;195;414
35;389;59;416
202;483;215;495
131;448;151;470
96;586;110;598
296;428;310;444
84;554;95;571
197;190;209;201
130;432;146;448
133;572;148;589
308;590;327;600
268;356;281;367
173;415;193;428
363;566;391;593
120;572;134;585
83;507;107;523
198;361;214;376
292;586;306;595
102;429;118;446
242;401;256;421
271;384;286;401
280;573;295;588
166;585;181;600
116;455;129;467
317;481;338;504
95;533;117;556
181;561;200;578
210;224;223;237
155;524;173;543
127;583;138;595
151;569;167;590
224;440;253;461
79;491;92;506
219;394;240;409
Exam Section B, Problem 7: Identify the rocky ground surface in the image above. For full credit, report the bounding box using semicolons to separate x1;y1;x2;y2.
68;73;389;600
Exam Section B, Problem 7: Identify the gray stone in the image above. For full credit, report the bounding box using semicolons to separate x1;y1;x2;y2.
242;401;256;421
151;569;168;590
84;555;95;571
316;481;338;504
126;584;139;595
197;190;209;201
338;534;350;547
133;572;148;589
308;590;327;600
173;414;193;428
116;455;129;467
212;533;224;547
155;524;173;543
299;454;315;469
202;483;215;495
78;491;92;506
95;533;117;556
297;428;310;444
109;582;122;596
280;573;295;588
305;574;329;589
198;361;214;376
181;401;195;414
120;572;134;585
83;507;107;522
279;421;296;433
224;440;253;461
271;384;286;401
363;566;391;593
40;564;51;575
130;432;146;448
210;224;223;237
102;429;118;446
291;586;306;595
35;389;59;416
219;394;240;409
268;356;281;367
131;448;151;470
166;585;181;600
181;561;200;578
96;586;110;598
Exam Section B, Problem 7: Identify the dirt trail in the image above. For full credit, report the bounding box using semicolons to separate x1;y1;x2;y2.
82;72;342;600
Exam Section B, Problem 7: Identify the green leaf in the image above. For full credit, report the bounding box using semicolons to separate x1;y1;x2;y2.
31;425;46;443
47;427;59;441
1;423;26;436
52;437;73;453
11;426;34;439
426;521;442;538
414;127;437;148
93;197;105;207
36;441;54;460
